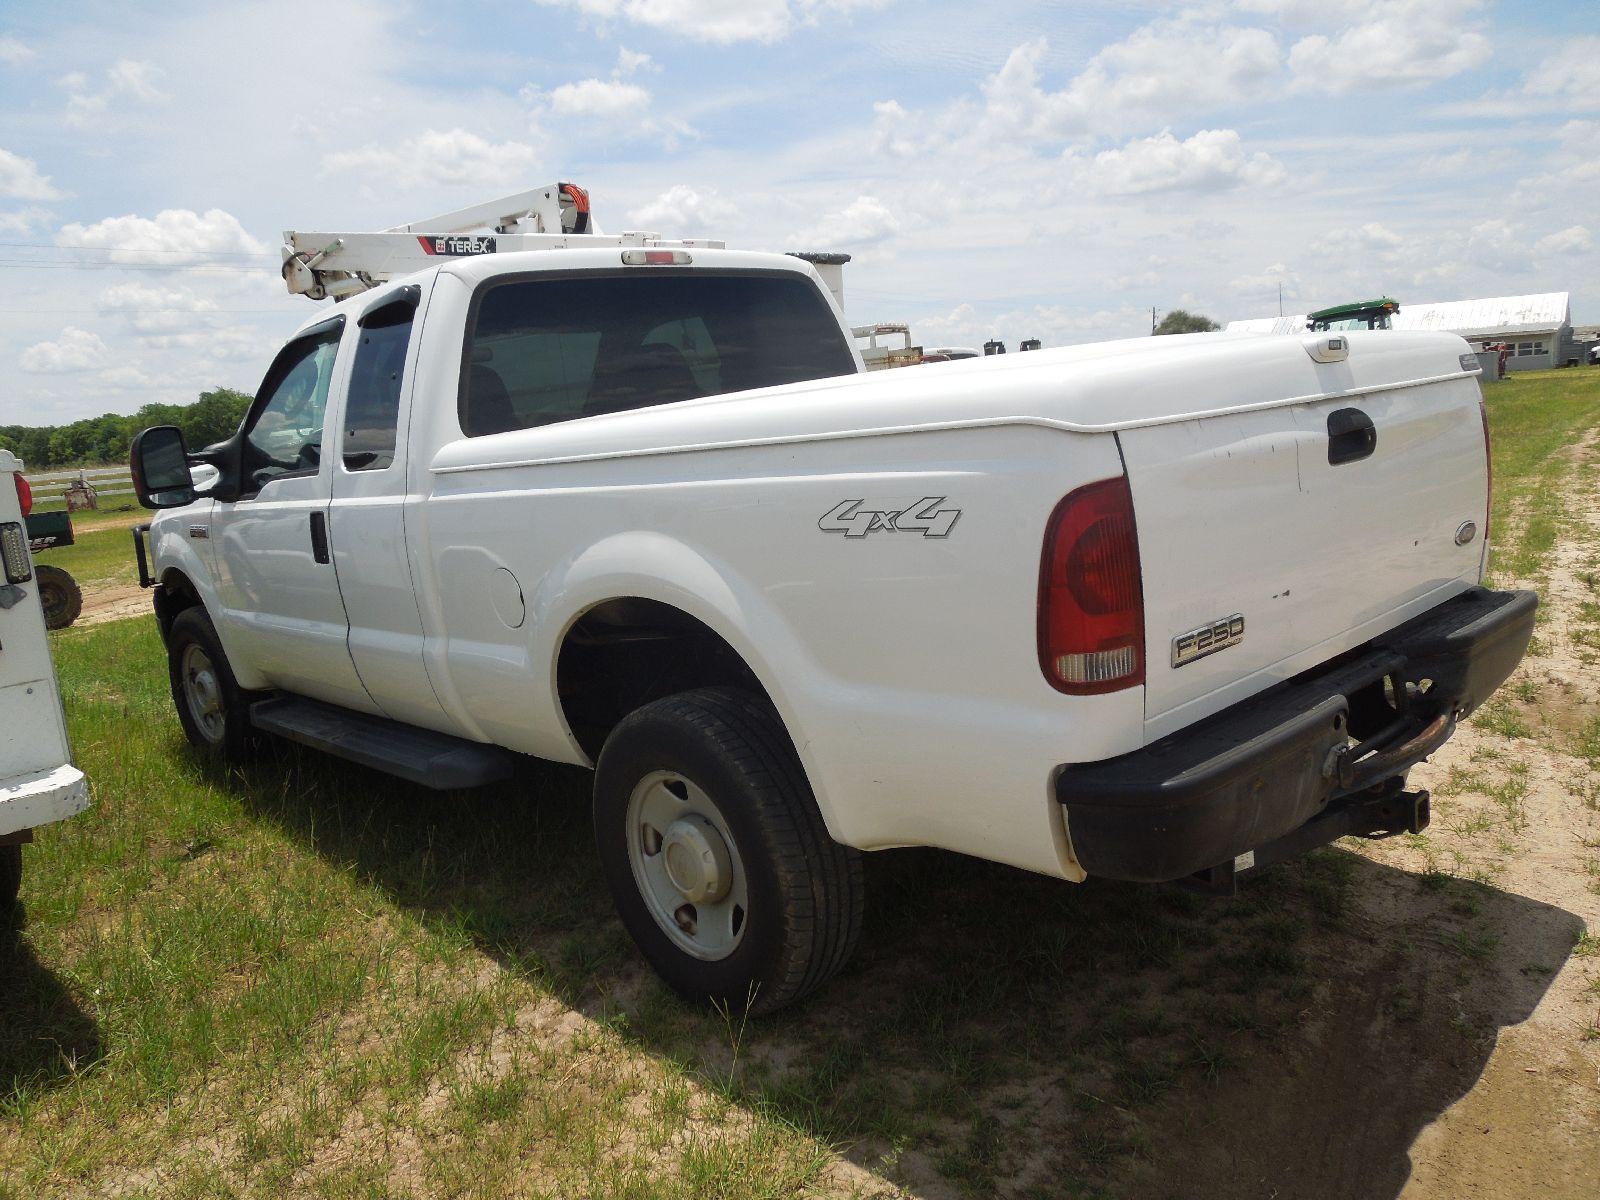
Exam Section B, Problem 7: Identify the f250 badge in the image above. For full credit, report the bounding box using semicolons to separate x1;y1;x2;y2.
819;497;961;538
1171;614;1245;668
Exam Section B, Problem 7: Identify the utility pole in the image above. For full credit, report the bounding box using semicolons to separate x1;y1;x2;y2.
1151;306;1157;336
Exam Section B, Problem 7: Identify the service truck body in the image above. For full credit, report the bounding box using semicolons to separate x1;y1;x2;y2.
130;232;1533;1010
1;451;90;909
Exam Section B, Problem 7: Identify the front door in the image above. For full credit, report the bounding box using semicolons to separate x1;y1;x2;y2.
209;317;377;713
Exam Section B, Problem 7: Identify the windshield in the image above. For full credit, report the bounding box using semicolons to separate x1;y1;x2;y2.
459;271;857;436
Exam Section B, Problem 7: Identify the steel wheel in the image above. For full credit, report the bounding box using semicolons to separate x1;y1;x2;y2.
626;769;748;961
180;642;226;745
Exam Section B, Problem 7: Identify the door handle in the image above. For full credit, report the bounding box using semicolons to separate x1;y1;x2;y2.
309;511;330;564
1327;408;1377;465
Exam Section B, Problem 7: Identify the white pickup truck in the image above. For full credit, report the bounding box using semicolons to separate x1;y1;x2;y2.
1;453;90;911
128;239;1535;1012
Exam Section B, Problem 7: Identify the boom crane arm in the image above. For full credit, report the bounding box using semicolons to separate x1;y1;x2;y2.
280;181;725;301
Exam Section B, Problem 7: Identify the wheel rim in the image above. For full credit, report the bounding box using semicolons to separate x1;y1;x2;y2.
180;643;226;744
625;770;747;961
39;580;66;624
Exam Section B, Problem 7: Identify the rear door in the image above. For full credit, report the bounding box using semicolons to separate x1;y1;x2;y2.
209;318;378;713
326;283;449;729
1121;375;1488;739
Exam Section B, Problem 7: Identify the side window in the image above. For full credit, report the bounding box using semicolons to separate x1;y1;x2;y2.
344;298;417;471
243;322;342;493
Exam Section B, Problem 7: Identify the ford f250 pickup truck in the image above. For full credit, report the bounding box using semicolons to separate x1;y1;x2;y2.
128;231;1535;1012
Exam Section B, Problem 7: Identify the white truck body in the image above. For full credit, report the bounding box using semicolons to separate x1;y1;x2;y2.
0;451;89;845
129;236;1532;1008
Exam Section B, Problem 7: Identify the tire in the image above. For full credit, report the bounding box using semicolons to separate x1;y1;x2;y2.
35;564;82;630
166;607;260;762
0;844;19;912
594;687;864;1015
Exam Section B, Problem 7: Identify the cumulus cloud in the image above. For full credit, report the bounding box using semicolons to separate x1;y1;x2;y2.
1228;262;1303;300
1288;0;1490;93
57;208;266;264
1310;222;1404;257
0;148;61;201
1074;128;1286;195
546;78;651;119
982;27;1281;140
20;328;108;373
1533;225;1594;256
790;195;901;249
532;0;881;45
61;58;166;126
322;129;542;190
99;282;221;335
1523;37;1600;109
628;185;737;232
0;35;33;64
0;206;51;236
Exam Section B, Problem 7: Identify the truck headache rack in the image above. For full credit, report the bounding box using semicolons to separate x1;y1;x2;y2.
281;181;727;301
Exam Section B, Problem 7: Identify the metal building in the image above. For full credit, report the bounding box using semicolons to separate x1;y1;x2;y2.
1226;292;1576;372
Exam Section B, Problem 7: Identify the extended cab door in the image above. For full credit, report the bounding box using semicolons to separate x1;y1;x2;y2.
325;283;450;730
208;317;378;713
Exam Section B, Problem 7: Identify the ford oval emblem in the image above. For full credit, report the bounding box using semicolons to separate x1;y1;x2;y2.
1454;520;1477;546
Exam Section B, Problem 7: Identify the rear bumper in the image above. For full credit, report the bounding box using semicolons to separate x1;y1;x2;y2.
1056;587;1537;883
0;762;89;841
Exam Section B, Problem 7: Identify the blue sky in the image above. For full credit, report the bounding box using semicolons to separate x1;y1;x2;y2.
0;0;1595;423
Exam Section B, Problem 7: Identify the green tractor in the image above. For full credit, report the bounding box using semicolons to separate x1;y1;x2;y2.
23;509;84;630
1307;297;1401;333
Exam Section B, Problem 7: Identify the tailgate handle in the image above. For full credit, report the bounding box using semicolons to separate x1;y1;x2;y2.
1328;408;1376;465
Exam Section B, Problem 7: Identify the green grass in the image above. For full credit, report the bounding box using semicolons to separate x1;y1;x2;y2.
31;524;143;593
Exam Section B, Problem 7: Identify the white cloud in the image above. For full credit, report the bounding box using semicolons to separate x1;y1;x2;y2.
57;208;266;264
628;184;736;231
533;0;881;45
982;26;1282;141
1533;225;1594;256
99;282;221;335
0;35;33;64
1228;261;1302;300
61;58;166;126
1288;0;1489;93
615;46;654;75
1310;222;1403;257
546;77;651;119
322;129;543;190
0;148;61;201
1074;128;1286;195
0;206;51;235
20;327;108;373
790;195;901;249
1523;37;1600;109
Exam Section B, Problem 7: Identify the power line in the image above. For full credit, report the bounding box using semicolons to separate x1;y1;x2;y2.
0;240;275;259
0;259;274;273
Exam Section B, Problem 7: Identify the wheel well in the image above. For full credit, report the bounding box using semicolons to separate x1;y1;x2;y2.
556;598;770;760
154;568;202;643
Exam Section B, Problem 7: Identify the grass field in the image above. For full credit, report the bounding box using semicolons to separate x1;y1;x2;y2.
2;369;1597;1198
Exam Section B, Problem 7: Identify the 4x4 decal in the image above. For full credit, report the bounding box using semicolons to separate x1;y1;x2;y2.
819;497;961;538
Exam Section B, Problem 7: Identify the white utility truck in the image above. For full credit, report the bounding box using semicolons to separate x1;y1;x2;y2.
128;184;1534;1012
1;453;90;911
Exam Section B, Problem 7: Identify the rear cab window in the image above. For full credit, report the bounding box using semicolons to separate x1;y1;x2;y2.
343;291;420;471
458;271;856;437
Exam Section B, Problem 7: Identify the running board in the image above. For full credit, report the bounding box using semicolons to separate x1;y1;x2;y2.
250;696;514;790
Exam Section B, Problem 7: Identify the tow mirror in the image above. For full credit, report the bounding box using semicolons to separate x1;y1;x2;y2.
130;425;196;509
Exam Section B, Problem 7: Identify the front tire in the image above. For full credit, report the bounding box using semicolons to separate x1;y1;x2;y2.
0;844;20;912
166;607;259;762
35;564;82;630
594;687;863;1015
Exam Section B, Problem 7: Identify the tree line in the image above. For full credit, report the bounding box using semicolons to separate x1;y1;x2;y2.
0;388;253;471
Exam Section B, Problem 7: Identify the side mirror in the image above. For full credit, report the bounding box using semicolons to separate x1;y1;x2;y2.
130;425;196;509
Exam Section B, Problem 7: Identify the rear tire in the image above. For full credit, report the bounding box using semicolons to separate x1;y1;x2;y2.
594;687;863;1015
35;564;82;630
166;607;259;762
0;844;20;913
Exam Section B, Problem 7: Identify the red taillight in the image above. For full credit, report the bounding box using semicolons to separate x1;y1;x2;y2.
13;473;30;518
1038;476;1145;695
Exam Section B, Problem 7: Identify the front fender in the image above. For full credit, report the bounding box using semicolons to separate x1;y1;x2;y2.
150;507;268;691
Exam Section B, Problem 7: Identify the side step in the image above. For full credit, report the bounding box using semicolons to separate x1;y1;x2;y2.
250;696;514;790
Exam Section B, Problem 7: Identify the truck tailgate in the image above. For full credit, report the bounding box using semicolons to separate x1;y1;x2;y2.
1119;375;1489;739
